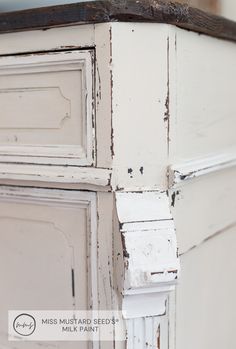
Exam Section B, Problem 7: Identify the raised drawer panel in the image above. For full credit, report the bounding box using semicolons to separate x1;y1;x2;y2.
0;50;94;166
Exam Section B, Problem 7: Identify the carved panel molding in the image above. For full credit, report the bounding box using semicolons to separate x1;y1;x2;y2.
0;50;95;166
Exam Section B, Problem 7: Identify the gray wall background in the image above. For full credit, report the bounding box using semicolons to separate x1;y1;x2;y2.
0;0;91;12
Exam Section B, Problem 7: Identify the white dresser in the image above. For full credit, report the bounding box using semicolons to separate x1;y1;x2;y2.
0;1;236;348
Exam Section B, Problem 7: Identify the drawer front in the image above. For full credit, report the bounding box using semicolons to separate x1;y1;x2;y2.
0;187;97;348
0;50;94;166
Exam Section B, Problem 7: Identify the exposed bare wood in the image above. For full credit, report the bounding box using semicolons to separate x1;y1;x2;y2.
0;1;235;42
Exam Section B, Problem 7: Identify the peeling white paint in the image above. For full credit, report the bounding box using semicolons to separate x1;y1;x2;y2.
0;16;235;349
116;191;180;321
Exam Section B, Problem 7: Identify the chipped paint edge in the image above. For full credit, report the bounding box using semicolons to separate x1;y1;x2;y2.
169;152;236;187
0;163;112;187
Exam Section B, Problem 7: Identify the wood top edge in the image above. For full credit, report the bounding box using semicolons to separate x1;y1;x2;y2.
0;0;236;43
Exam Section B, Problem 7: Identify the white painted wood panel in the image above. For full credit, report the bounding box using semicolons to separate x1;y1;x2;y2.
176;224;236;349
169;27;236;164
111;23;169;191
0;50;94;166
0;187;97;349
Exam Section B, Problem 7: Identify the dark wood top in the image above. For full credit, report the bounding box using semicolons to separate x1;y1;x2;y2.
0;0;236;42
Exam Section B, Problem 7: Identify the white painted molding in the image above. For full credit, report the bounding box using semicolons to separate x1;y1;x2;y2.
0;163;111;187
115;191;172;222
116;191;180;319
169;152;236;187
123;292;167;319
126;315;169;349
121;221;179;289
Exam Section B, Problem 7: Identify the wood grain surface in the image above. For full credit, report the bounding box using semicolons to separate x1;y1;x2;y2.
0;1;235;42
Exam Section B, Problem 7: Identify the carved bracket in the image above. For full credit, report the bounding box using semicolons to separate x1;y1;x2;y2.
115;191;180;319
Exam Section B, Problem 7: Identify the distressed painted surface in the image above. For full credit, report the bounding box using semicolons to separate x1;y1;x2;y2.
115;191;180;332
111;23;169;191
170;166;236;255
94;23;113;168
167;26;236;349
0;187;97;349
0;163;111;186
0;18;235;349
169;27;236;164
0;24;95;55
169;152;236;187
126;315;168;349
